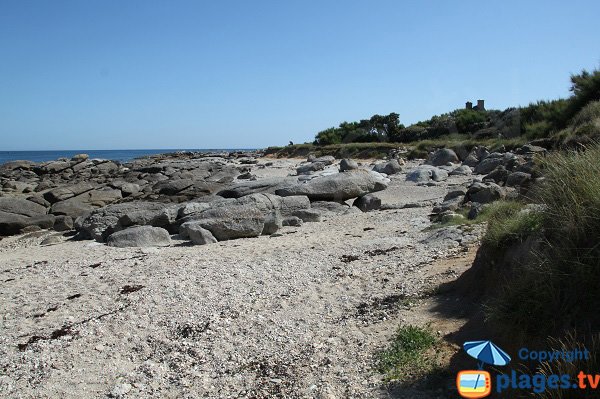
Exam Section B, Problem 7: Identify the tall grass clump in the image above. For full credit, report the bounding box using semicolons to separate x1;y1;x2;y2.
485;143;600;338
481;200;544;248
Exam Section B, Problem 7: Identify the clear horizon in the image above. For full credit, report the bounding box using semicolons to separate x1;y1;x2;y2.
1;0;599;151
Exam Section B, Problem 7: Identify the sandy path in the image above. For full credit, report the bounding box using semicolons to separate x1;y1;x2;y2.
0;165;475;398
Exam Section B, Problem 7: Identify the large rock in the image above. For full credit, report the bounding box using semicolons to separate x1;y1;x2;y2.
180;193;284;241
77;202;167;241
372;160;402;175
275;170;388;201
466;182;506;204
43;182;95;204
50;198;95;218
106;226;171;248
406;165;448;183
180;221;218;245
449;165;472;176
296;162;326;175
0;212;55;235
426;148;459;166
280;196;311;217
191;204;266;241
463;154;480;167
0;198;47;217
339;159;359;172
313;156;335;165
310;201;351;214
474;154;504;175
484;166;509;184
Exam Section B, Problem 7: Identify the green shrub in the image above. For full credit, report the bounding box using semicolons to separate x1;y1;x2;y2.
314;127;343;145
520;99;569;134
377;325;437;381
523;120;553;139
451;109;488;133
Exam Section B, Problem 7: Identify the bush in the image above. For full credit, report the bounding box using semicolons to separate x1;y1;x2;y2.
314;127;342;145
485;143;600;338
395;125;429;142
451;109;488;134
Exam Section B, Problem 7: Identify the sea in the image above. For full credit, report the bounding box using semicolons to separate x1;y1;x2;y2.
0;149;254;164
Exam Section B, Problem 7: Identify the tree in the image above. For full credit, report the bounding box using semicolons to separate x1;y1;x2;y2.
565;67;600;122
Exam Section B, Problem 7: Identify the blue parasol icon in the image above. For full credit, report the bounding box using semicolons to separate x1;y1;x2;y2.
463;340;511;369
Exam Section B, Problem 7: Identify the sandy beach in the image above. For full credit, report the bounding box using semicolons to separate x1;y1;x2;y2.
0;157;480;398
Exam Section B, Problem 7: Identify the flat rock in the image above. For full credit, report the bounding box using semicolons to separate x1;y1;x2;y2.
0;198;47;217
107;226;171;248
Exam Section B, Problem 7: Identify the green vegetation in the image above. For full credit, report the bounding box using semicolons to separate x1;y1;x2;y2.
313;113;404;145
483;143;600;339
264;142;399;159
481;201;544;248
564;68;600;123
268;66;600;158
377;325;437;381
520;99;569;139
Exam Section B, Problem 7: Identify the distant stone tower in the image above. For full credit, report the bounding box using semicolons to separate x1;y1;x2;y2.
477;99;485;111
465;101;473;110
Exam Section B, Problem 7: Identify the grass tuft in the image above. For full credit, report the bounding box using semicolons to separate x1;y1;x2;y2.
377;325;437;381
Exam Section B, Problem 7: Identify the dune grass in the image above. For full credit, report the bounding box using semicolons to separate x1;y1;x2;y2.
484;143;600;338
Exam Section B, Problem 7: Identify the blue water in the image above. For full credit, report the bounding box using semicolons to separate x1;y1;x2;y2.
0;149;254;164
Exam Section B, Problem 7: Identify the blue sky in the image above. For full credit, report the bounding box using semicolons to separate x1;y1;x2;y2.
1;0;599;150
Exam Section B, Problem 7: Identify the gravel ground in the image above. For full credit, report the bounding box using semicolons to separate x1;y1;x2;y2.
0;161;479;398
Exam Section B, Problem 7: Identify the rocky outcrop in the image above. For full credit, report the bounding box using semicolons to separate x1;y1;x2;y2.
275;170;388;201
